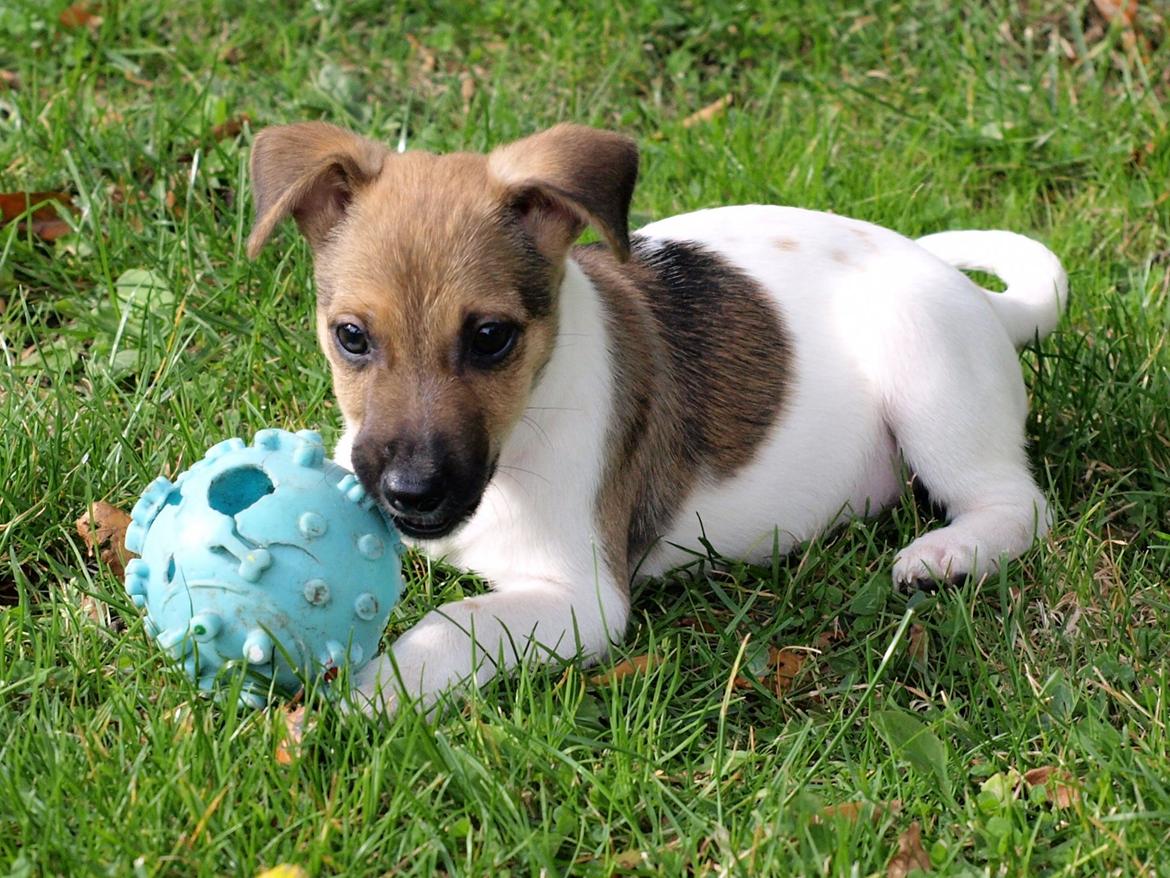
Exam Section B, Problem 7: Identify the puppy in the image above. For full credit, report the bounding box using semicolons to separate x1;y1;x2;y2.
246;122;1067;714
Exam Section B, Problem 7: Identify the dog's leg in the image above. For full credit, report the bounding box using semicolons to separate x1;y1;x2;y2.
883;322;1050;589
347;565;628;715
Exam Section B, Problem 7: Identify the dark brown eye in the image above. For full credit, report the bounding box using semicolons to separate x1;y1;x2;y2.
335;322;369;357
467;321;519;367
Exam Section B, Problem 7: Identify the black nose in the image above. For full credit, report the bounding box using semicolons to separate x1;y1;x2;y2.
380;470;447;517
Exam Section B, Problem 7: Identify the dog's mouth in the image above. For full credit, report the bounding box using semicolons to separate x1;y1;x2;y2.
390;512;464;540
388;456;497;541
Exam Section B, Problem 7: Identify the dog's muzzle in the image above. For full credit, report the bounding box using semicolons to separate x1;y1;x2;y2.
379;468;462;538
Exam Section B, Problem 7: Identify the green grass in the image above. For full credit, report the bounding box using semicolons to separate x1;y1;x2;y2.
2;0;1169;874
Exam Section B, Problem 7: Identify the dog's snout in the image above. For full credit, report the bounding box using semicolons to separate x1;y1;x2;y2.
351;425;491;540
381;469;447;517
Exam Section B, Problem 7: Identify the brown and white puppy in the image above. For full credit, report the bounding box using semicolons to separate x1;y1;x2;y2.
247;122;1067;714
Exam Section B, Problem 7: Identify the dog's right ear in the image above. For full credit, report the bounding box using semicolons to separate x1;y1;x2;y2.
246;122;387;258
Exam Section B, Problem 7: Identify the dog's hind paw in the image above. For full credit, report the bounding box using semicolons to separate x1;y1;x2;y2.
892;531;992;590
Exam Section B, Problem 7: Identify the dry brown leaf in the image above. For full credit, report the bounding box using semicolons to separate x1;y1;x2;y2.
275;705;308;766
212;113;251;142
576;839;681;871
771;646;807;695
1022;766;1080;809
0;71;18;90
589;653;660;685
815;799;902;824
0;191;76;242
1022;766;1055;786
814;624;844;651
405;34;437;73
75;501;134;579
734;645;810;694
460;74;477;107
59;2;102;30
1049;781;1080;809
908;623;929;663
1092;0;1138;24
887;821;931;878
611;848;646;869
682;94;733;128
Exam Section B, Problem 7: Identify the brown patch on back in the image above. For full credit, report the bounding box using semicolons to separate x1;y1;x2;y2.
773;237;800;251
830;248;854;266
848;225;878;253
575;239;793;579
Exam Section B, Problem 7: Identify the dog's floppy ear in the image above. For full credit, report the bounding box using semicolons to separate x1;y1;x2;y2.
246;122;387;258
488;123;639;262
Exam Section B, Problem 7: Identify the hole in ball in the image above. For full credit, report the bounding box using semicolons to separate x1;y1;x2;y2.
207;466;275;517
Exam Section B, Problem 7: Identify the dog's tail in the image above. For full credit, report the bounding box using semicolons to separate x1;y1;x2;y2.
916;230;1068;347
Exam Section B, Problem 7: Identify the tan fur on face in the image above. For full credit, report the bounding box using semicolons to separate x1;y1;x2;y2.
315;151;560;455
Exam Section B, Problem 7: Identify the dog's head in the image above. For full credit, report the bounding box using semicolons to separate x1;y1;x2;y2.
246;122;638;538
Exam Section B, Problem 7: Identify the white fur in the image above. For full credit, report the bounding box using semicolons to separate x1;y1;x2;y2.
340;205;1066;714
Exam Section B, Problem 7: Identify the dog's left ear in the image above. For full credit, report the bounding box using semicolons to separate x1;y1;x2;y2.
488;124;639;262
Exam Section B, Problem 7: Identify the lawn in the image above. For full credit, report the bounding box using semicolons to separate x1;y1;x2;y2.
2;0;1169;875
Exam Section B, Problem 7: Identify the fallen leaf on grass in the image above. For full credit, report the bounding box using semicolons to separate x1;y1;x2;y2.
887;821;931;877
1022;766;1055;786
405;33;437;73
75;501;134;578
814;799;902;824
59;2;102;30
1022;765;1080;809
576;838;681;871
0;191;76;242
734;645;809;696
1048;781;1079;809
0;71;18;90
611;848;647;870
255;868;309;878
589;653;660;684
814;624;845;650
908;623;929;664
211;113;251;142
460;74;476;108
771;646;808;694
1091;0;1138;24
274;705;309;765
682;94;733;128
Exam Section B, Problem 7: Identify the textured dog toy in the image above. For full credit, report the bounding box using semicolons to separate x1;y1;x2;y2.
123;428;403;707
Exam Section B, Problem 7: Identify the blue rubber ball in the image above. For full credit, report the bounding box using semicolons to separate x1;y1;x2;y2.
123;428;403;707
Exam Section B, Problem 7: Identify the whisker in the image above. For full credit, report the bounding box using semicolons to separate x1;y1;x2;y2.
497;463;551;487
519;415;554;450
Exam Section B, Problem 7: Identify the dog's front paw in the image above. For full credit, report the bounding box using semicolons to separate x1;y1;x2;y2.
893;531;992;590
341;607;491;718
340;655;402;717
